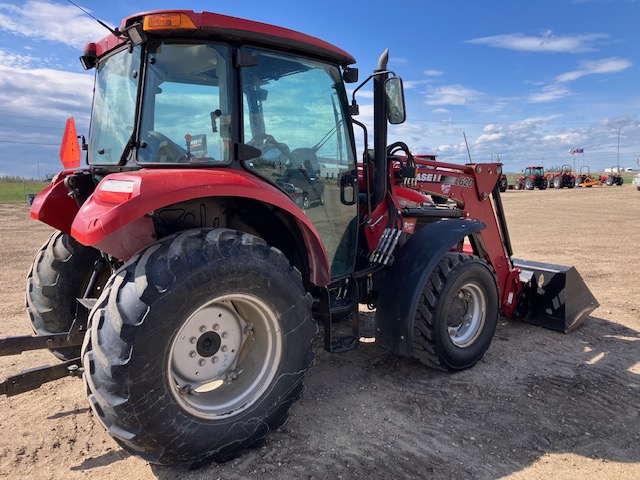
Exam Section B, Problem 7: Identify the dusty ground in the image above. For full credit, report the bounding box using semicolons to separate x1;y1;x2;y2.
0;184;638;480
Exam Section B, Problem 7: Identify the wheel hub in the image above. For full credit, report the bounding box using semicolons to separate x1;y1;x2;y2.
196;331;222;357
170;301;245;386
446;283;486;348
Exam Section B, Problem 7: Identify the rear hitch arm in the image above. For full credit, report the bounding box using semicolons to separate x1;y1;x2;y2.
0;359;82;397
0;298;95;397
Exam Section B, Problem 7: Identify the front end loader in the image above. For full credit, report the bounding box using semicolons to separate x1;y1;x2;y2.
0;9;598;467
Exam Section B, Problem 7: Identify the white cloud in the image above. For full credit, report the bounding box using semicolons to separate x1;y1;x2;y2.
555;57;632;83
425;84;484;106
423;69;444;76
528;84;572;103
0;1;109;49
0;48;93;119
467;31;608;53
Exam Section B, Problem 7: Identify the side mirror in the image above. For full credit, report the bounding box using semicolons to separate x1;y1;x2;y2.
343;67;359;84
384;76;406;125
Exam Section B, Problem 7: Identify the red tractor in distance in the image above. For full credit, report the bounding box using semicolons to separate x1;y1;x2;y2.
0;9;598;468
514;166;547;190
602;166;624;186
547;164;576;189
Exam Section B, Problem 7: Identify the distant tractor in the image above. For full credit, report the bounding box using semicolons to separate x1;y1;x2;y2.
514;166;547;190
575;166;600;187
603;166;624;186
547;164;575;189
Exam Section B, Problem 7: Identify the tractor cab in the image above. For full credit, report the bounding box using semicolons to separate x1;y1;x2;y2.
524;166;544;178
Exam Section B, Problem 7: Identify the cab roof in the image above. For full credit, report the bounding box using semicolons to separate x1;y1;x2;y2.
92;10;356;66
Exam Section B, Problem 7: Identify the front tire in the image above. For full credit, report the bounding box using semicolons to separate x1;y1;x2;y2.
82;229;316;467
412;253;499;372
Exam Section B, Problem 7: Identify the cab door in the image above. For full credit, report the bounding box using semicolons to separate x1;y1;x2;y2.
241;48;358;279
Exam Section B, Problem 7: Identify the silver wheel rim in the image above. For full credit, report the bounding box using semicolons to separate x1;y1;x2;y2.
168;294;282;419
445;283;486;348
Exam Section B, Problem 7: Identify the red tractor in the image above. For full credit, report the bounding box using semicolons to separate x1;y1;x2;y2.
602;166;624;186
0;9;598;468
546;164;576;189
514;166;547;190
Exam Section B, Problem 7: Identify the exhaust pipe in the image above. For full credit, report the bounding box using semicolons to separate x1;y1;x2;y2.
512;259;599;333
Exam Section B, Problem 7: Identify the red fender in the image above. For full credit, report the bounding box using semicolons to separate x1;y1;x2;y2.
30;169;83;233
68;169;330;286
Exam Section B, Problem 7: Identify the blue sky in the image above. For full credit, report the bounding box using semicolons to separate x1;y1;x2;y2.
0;0;638;178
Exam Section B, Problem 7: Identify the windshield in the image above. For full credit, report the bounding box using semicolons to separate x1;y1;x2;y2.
138;43;232;164
89;46;140;164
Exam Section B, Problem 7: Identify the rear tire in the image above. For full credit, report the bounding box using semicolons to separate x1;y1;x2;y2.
82;228;315;467
26;230;106;360
553;176;562;189
412;253;499;372
524;178;534;190
605;176;613;186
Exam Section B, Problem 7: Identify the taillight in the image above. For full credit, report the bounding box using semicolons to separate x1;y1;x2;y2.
95;179;135;204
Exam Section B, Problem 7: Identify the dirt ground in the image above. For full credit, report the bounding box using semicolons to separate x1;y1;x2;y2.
0;183;638;480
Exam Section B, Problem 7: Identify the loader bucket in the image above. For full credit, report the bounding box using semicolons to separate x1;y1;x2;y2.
512;258;599;333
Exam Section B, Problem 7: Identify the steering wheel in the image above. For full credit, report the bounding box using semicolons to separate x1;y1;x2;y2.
247;133;295;163
141;131;197;163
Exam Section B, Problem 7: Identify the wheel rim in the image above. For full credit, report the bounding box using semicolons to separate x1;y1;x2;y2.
444;283;486;348
168;294;282;419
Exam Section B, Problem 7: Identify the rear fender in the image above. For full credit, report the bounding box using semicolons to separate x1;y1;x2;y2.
375;219;486;356
71;169;331;285
30;169;85;233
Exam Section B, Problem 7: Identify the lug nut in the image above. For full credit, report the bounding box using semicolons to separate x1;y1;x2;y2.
199;326;207;333
212;357;219;364
198;359;205;366
221;332;228;339
189;351;196;358
189;337;197;344
221;346;228;352
213;324;220;331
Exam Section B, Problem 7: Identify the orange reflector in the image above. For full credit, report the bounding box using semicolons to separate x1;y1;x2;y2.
143;13;197;31
60;117;81;169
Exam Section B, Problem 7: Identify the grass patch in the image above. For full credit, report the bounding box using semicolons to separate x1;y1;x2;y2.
0;179;49;204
